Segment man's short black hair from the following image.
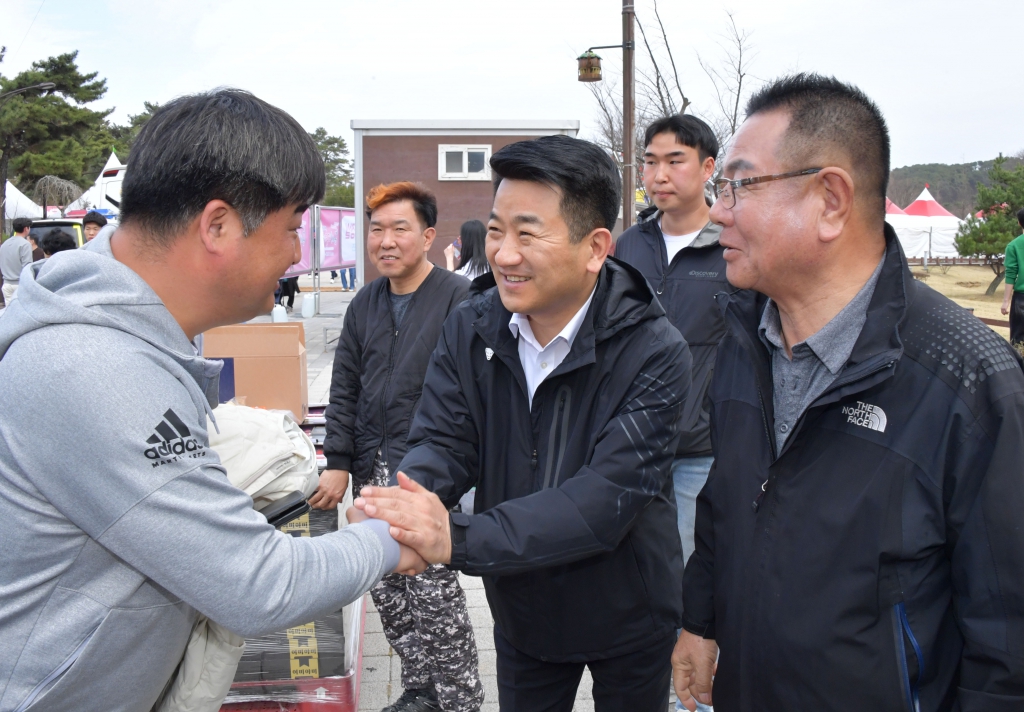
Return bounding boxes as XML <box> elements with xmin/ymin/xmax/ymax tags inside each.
<box><xmin>745</xmin><ymin>73</ymin><xmax>891</xmax><ymax>221</ymax></box>
<box><xmin>1017</xmin><ymin>207</ymin><xmax>1024</xmax><ymax>228</ymax></box>
<box><xmin>489</xmin><ymin>135</ymin><xmax>620</xmax><ymax>244</ymax></box>
<box><xmin>119</xmin><ymin>89</ymin><xmax>325</xmax><ymax>244</ymax></box>
<box><xmin>42</xmin><ymin>228</ymin><xmax>77</xmax><ymax>256</ymax></box>
<box><xmin>82</xmin><ymin>211</ymin><xmax>107</xmax><ymax>228</ymax></box>
<box><xmin>644</xmin><ymin>114</ymin><xmax>719</xmax><ymax>163</ymax></box>
<box><xmin>12</xmin><ymin>218</ymin><xmax>32</xmax><ymax>234</ymax></box>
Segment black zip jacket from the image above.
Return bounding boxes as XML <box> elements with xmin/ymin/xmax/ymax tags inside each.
<box><xmin>323</xmin><ymin>267</ymin><xmax>469</xmax><ymax>479</ymax></box>
<box><xmin>683</xmin><ymin>225</ymin><xmax>1024</xmax><ymax>711</ymax></box>
<box><xmin>398</xmin><ymin>258</ymin><xmax>691</xmax><ymax>661</ymax></box>
<box><xmin>615</xmin><ymin>206</ymin><xmax>756</xmax><ymax>457</ymax></box>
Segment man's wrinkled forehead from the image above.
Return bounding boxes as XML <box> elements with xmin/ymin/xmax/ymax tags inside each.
<box><xmin>722</xmin><ymin>111</ymin><xmax>790</xmax><ymax>177</ymax></box>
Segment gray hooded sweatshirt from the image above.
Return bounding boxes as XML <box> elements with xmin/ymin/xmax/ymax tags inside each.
<box><xmin>0</xmin><ymin>233</ymin><xmax>392</xmax><ymax>712</ymax></box>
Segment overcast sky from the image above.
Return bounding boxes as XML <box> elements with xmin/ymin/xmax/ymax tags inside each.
<box><xmin>4</xmin><ymin>0</ymin><xmax>1021</xmax><ymax>169</ymax></box>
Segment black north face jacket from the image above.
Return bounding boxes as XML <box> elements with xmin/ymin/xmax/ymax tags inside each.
<box><xmin>683</xmin><ymin>226</ymin><xmax>1024</xmax><ymax>711</ymax></box>
<box><xmin>615</xmin><ymin>206</ymin><xmax>757</xmax><ymax>457</ymax></box>
<box><xmin>323</xmin><ymin>267</ymin><xmax>469</xmax><ymax>480</ymax></box>
<box><xmin>399</xmin><ymin>258</ymin><xmax>691</xmax><ymax>661</ymax></box>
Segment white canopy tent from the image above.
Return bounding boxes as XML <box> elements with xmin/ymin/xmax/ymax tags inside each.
<box><xmin>885</xmin><ymin>187</ymin><xmax>963</xmax><ymax>258</ymax></box>
<box><xmin>68</xmin><ymin>151</ymin><xmax>123</xmax><ymax>212</ymax></box>
<box><xmin>4</xmin><ymin>181</ymin><xmax>44</xmax><ymax>221</ymax></box>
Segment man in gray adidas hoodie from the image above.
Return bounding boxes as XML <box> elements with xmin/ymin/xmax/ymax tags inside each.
<box><xmin>0</xmin><ymin>90</ymin><xmax>423</xmax><ymax>712</ymax></box>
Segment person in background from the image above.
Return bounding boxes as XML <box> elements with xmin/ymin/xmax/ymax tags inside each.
<box><xmin>330</xmin><ymin>269</ymin><xmax>338</xmax><ymax>283</ymax></box>
<box><xmin>1000</xmin><ymin>207</ymin><xmax>1024</xmax><ymax>345</ymax></box>
<box><xmin>28</xmin><ymin>232</ymin><xmax>44</xmax><ymax>262</ymax></box>
<box><xmin>319</xmin><ymin>182</ymin><xmax>481</xmax><ymax>712</ymax></box>
<box><xmin>83</xmin><ymin>211</ymin><xmax>108</xmax><ymax>241</ymax></box>
<box><xmin>42</xmin><ymin>228</ymin><xmax>78</xmax><ymax>257</ymax></box>
<box><xmin>277</xmin><ymin>274</ymin><xmax>299</xmax><ymax>310</ymax></box>
<box><xmin>340</xmin><ymin>264</ymin><xmax>357</xmax><ymax>291</ymax></box>
<box><xmin>0</xmin><ymin>217</ymin><xmax>34</xmax><ymax>303</ymax></box>
<box><xmin>444</xmin><ymin>220</ymin><xmax>490</xmax><ymax>280</ymax></box>
<box><xmin>615</xmin><ymin>120</ymin><xmax>755</xmax><ymax>683</ymax></box>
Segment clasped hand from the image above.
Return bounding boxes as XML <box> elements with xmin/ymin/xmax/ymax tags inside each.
<box><xmin>345</xmin><ymin>472</ymin><xmax>452</xmax><ymax>575</ymax></box>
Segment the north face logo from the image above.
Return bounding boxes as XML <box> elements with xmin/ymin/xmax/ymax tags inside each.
<box><xmin>841</xmin><ymin>401</ymin><xmax>887</xmax><ymax>432</ymax></box>
<box><xmin>144</xmin><ymin>409</ymin><xmax>205</xmax><ymax>466</ymax></box>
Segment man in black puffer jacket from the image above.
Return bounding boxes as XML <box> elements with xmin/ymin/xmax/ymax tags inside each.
<box><xmin>319</xmin><ymin>182</ymin><xmax>482</xmax><ymax>712</ymax></box>
<box><xmin>672</xmin><ymin>74</ymin><xmax>1024</xmax><ymax>712</ymax></box>
<box><xmin>354</xmin><ymin>136</ymin><xmax>692</xmax><ymax>711</ymax></box>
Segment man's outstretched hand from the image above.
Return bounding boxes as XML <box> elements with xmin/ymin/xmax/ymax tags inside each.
<box><xmin>672</xmin><ymin>630</ymin><xmax>717</xmax><ymax>711</ymax></box>
<box><xmin>345</xmin><ymin>505</ymin><xmax>428</xmax><ymax>576</ymax></box>
<box><xmin>354</xmin><ymin>472</ymin><xmax>452</xmax><ymax>565</ymax></box>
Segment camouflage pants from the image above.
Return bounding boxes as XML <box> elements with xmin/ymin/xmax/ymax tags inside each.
<box><xmin>362</xmin><ymin>453</ymin><xmax>484</xmax><ymax>712</ymax></box>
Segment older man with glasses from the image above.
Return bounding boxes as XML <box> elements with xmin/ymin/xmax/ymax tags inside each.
<box><xmin>672</xmin><ymin>74</ymin><xmax>1024</xmax><ymax>712</ymax></box>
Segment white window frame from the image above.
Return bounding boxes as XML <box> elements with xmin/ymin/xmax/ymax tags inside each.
<box><xmin>438</xmin><ymin>144</ymin><xmax>492</xmax><ymax>181</ymax></box>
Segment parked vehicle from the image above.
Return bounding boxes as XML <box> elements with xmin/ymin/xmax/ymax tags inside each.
<box><xmin>30</xmin><ymin>219</ymin><xmax>85</xmax><ymax>247</ymax></box>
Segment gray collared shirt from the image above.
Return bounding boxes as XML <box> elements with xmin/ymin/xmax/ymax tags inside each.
<box><xmin>759</xmin><ymin>257</ymin><xmax>884</xmax><ymax>452</ymax></box>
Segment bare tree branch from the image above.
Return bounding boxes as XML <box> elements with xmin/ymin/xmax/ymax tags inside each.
<box><xmin>635</xmin><ymin>15</ymin><xmax>672</xmax><ymax>115</ymax></box>
<box><xmin>652</xmin><ymin>0</ymin><xmax>690</xmax><ymax>113</ymax></box>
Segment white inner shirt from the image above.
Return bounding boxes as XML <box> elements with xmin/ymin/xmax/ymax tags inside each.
<box><xmin>509</xmin><ymin>286</ymin><xmax>597</xmax><ymax>408</ymax></box>
<box><xmin>659</xmin><ymin>217</ymin><xmax>701</xmax><ymax>263</ymax></box>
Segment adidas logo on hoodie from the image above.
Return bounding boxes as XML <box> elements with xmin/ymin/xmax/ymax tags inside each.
<box><xmin>144</xmin><ymin>409</ymin><xmax>205</xmax><ymax>467</ymax></box>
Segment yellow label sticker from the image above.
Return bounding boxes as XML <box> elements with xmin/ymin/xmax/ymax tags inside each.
<box><xmin>286</xmin><ymin>622</ymin><xmax>316</xmax><ymax>638</ymax></box>
<box><xmin>290</xmin><ymin>657</ymin><xmax>319</xmax><ymax>678</ymax></box>
<box><xmin>280</xmin><ymin>513</ymin><xmax>310</xmax><ymax>537</ymax></box>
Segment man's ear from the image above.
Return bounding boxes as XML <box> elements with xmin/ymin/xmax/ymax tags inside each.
<box><xmin>422</xmin><ymin>226</ymin><xmax>436</xmax><ymax>253</ymax></box>
<box><xmin>196</xmin><ymin>200</ymin><xmax>242</xmax><ymax>256</ymax></box>
<box><xmin>702</xmin><ymin>156</ymin><xmax>716</xmax><ymax>183</ymax></box>
<box><xmin>585</xmin><ymin>228</ymin><xmax>613</xmax><ymax>274</ymax></box>
<box><xmin>817</xmin><ymin>167</ymin><xmax>855</xmax><ymax>244</ymax></box>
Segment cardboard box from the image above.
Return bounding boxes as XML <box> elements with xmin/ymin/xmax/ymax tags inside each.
<box><xmin>203</xmin><ymin>323</ymin><xmax>308</xmax><ymax>422</ymax></box>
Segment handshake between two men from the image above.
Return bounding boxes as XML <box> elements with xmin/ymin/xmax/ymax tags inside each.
<box><xmin>345</xmin><ymin>472</ymin><xmax>450</xmax><ymax>577</ymax></box>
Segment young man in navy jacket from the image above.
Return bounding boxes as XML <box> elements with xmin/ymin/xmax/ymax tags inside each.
<box><xmin>615</xmin><ymin>116</ymin><xmax>755</xmax><ymax>600</ymax></box>
<box><xmin>355</xmin><ymin>136</ymin><xmax>692</xmax><ymax>711</ymax></box>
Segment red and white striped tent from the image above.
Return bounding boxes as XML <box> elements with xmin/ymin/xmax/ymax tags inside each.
<box><xmin>885</xmin><ymin>197</ymin><xmax>907</xmax><ymax>215</ymax></box>
<box><xmin>903</xmin><ymin>186</ymin><xmax>957</xmax><ymax>218</ymax></box>
<box><xmin>885</xmin><ymin>186</ymin><xmax>963</xmax><ymax>257</ymax></box>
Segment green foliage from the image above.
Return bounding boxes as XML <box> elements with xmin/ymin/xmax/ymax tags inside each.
<box><xmin>0</xmin><ymin>52</ymin><xmax>111</xmax><ymax>192</ymax></box>
<box><xmin>105</xmin><ymin>102</ymin><xmax>159</xmax><ymax>162</ymax></box>
<box><xmin>309</xmin><ymin>127</ymin><xmax>353</xmax><ymax>206</ymax></box>
<box><xmin>955</xmin><ymin>157</ymin><xmax>1024</xmax><ymax>294</ymax></box>
<box><xmin>324</xmin><ymin>184</ymin><xmax>355</xmax><ymax>208</ymax></box>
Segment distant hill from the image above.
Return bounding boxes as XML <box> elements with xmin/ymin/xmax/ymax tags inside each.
<box><xmin>889</xmin><ymin>154</ymin><xmax>1023</xmax><ymax>218</ymax></box>
<box><xmin>888</xmin><ymin>162</ymin><xmax>979</xmax><ymax>217</ymax></box>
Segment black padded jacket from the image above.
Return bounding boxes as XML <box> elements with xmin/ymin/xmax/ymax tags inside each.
<box><xmin>683</xmin><ymin>225</ymin><xmax>1024</xmax><ymax>711</ymax></box>
<box><xmin>323</xmin><ymin>267</ymin><xmax>469</xmax><ymax>481</ymax></box>
<box><xmin>398</xmin><ymin>258</ymin><xmax>692</xmax><ymax>661</ymax></box>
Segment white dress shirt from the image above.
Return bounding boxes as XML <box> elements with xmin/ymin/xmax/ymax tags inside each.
<box><xmin>509</xmin><ymin>286</ymin><xmax>597</xmax><ymax>408</ymax></box>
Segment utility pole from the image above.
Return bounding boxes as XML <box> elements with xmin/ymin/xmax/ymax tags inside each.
<box><xmin>622</xmin><ymin>0</ymin><xmax>636</xmax><ymax>230</ymax></box>
<box><xmin>577</xmin><ymin>7</ymin><xmax>636</xmax><ymax>230</ymax></box>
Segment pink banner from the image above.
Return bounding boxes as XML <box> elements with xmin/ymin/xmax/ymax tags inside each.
<box><xmin>317</xmin><ymin>207</ymin><xmax>356</xmax><ymax>270</ymax></box>
<box><xmin>284</xmin><ymin>208</ymin><xmax>313</xmax><ymax>277</ymax></box>
<box><xmin>318</xmin><ymin>207</ymin><xmax>356</xmax><ymax>270</ymax></box>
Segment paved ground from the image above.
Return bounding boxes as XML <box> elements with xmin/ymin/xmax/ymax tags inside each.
<box><xmin>276</xmin><ymin>279</ymin><xmax>677</xmax><ymax>712</ymax></box>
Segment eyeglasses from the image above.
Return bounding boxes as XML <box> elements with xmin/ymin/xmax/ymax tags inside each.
<box><xmin>713</xmin><ymin>168</ymin><xmax>823</xmax><ymax>209</ymax></box>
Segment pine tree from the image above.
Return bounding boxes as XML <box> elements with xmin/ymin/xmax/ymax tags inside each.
<box><xmin>955</xmin><ymin>156</ymin><xmax>1024</xmax><ymax>295</ymax></box>
<box><xmin>0</xmin><ymin>51</ymin><xmax>109</xmax><ymax>221</ymax></box>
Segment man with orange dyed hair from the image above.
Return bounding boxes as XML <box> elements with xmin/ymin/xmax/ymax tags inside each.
<box><xmin>319</xmin><ymin>182</ymin><xmax>482</xmax><ymax>712</ymax></box>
